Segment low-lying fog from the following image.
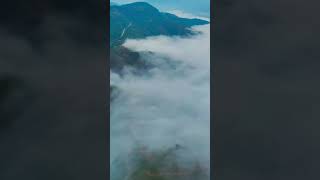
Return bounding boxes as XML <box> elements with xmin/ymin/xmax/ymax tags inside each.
<box><xmin>110</xmin><ymin>24</ymin><xmax>210</xmax><ymax>180</ymax></box>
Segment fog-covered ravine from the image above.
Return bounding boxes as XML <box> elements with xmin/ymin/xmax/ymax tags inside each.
<box><xmin>110</xmin><ymin>24</ymin><xmax>210</xmax><ymax>180</ymax></box>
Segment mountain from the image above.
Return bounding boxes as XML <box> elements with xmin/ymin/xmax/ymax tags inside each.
<box><xmin>110</xmin><ymin>46</ymin><xmax>149</xmax><ymax>73</ymax></box>
<box><xmin>109</xmin><ymin>0</ymin><xmax>210</xmax><ymax>17</ymax></box>
<box><xmin>110</xmin><ymin>2</ymin><xmax>208</xmax><ymax>47</ymax></box>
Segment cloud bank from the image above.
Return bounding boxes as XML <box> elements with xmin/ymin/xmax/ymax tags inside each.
<box><xmin>167</xmin><ymin>10</ymin><xmax>210</xmax><ymax>21</ymax></box>
<box><xmin>111</xmin><ymin>24</ymin><xmax>210</xmax><ymax>179</ymax></box>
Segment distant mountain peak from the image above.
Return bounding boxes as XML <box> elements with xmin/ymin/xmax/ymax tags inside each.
<box><xmin>120</xmin><ymin>2</ymin><xmax>159</xmax><ymax>13</ymax></box>
<box><xmin>110</xmin><ymin>2</ymin><xmax>209</xmax><ymax>47</ymax></box>
<box><xmin>124</xmin><ymin>1</ymin><xmax>153</xmax><ymax>6</ymax></box>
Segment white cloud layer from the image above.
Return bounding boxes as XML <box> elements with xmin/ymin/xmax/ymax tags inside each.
<box><xmin>166</xmin><ymin>10</ymin><xmax>210</xmax><ymax>21</ymax></box>
<box><xmin>111</xmin><ymin>24</ymin><xmax>210</xmax><ymax>179</ymax></box>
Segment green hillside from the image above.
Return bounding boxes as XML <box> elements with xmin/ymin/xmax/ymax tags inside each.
<box><xmin>110</xmin><ymin>2</ymin><xmax>208</xmax><ymax>47</ymax></box>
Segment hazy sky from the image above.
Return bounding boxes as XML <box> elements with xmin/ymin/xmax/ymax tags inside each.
<box><xmin>110</xmin><ymin>0</ymin><xmax>210</xmax><ymax>17</ymax></box>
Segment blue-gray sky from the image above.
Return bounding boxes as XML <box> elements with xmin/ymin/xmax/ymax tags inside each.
<box><xmin>110</xmin><ymin>0</ymin><xmax>210</xmax><ymax>17</ymax></box>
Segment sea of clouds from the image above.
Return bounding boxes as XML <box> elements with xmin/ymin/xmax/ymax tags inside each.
<box><xmin>110</xmin><ymin>24</ymin><xmax>210</xmax><ymax>179</ymax></box>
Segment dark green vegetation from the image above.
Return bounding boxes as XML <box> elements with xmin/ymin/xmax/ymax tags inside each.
<box><xmin>111</xmin><ymin>145</ymin><xmax>209</xmax><ymax>180</ymax></box>
<box><xmin>110</xmin><ymin>2</ymin><xmax>208</xmax><ymax>47</ymax></box>
<box><xmin>110</xmin><ymin>46</ymin><xmax>150</xmax><ymax>73</ymax></box>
